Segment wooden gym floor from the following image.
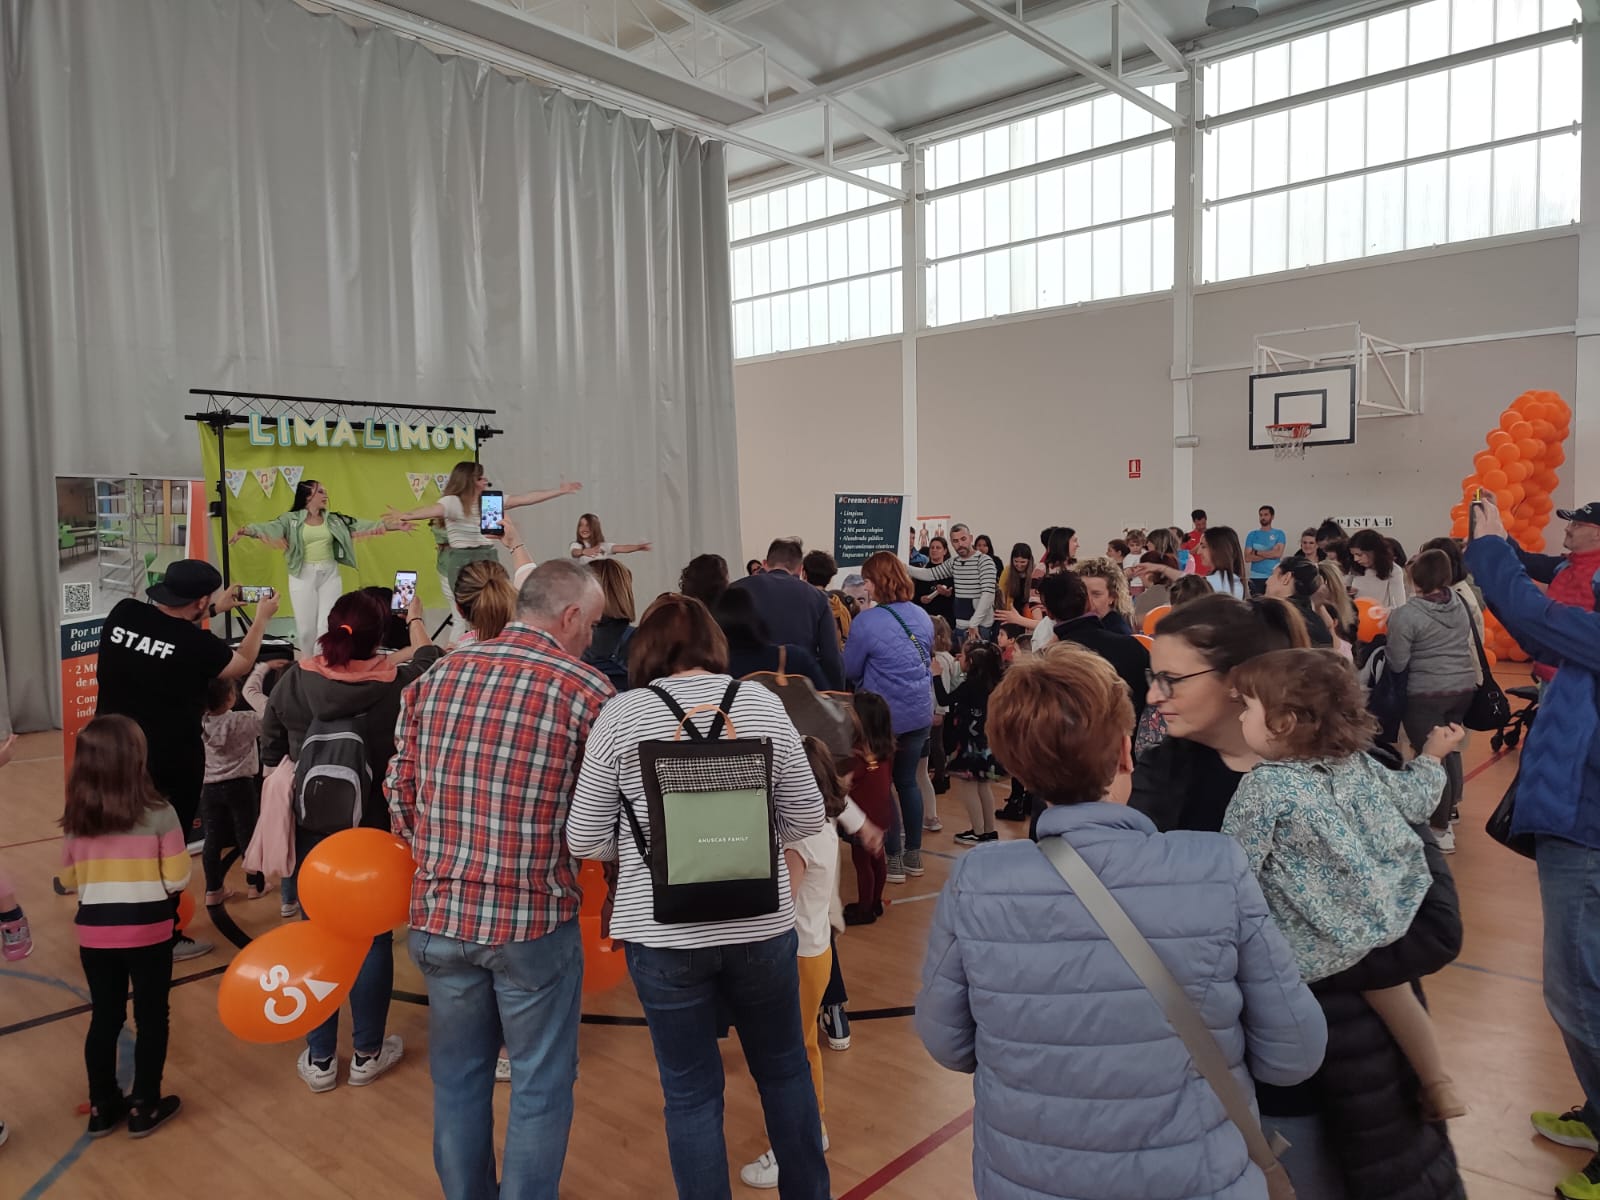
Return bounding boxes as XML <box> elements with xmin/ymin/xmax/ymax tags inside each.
<box><xmin>0</xmin><ymin>681</ymin><xmax>1584</xmax><ymax>1199</ymax></box>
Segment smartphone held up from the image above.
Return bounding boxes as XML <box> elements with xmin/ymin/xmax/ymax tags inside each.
<box><xmin>238</xmin><ymin>586</ymin><xmax>275</xmax><ymax>603</ymax></box>
<box><xmin>392</xmin><ymin>570</ymin><xmax>418</xmax><ymax>613</ymax></box>
<box><xmin>479</xmin><ymin>490</ymin><xmax>505</xmax><ymax>537</ymax></box>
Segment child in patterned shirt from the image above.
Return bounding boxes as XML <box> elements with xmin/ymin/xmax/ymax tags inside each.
<box><xmin>1222</xmin><ymin>648</ymin><xmax>1467</xmax><ymax>1121</ymax></box>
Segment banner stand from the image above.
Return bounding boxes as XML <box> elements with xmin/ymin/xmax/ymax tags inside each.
<box><xmin>185</xmin><ymin>388</ymin><xmax>502</xmax><ymax>642</ymax></box>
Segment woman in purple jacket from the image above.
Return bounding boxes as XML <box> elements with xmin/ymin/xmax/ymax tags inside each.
<box><xmin>844</xmin><ymin>552</ymin><xmax>935</xmax><ymax>882</ymax></box>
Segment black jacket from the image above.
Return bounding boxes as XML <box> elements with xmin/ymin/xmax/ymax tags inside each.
<box><xmin>1132</xmin><ymin>737</ymin><xmax>1465</xmax><ymax>1200</ymax></box>
<box><xmin>729</xmin><ymin>570</ymin><xmax>845</xmax><ymax>689</ymax></box>
<box><xmin>1288</xmin><ymin>594</ymin><xmax>1334</xmax><ymax>646</ymax></box>
<box><xmin>1052</xmin><ymin>616</ymin><xmax>1149</xmax><ymax>725</ymax></box>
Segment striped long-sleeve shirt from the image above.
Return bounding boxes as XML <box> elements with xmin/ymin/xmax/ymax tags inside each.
<box><xmin>60</xmin><ymin>803</ymin><xmax>190</xmax><ymax>948</ymax></box>
<box><xmin>909</xmin><ymin>550</ymin><xmax>998</xmax><ymax>631</ymax></box>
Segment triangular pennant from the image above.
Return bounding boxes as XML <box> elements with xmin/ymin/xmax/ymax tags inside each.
<box><xmin>279</xmin><ymin>465</ymin><xmax>304</xmax><ymax>491</ymax></box>
<box><xmin>254</xmin><ymin>469</ymin><xmax>277</xmax><ymax>498</ymax></box>
<box><xmin>433</xmin><ymin>473</ymin><xmax>450</xmax><ymax>494</ymax></box>
<box><xmin>225</xmin><ymin>469</ymin><xmax>247</xmax><ymax>498</ymax></box>
<box><xmin>407</xmin><ymin>472</ymin><xmax>428</xmax><ymax>501</ymax></box>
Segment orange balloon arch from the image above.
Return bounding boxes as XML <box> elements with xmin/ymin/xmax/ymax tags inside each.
<box><xmin>1449</xmin><ymin>389</ymin><xmax>1572</xmax><ymax>662</ymax></box>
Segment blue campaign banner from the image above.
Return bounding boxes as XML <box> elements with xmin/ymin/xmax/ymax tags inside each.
<box><xmin>834</xmin><ymin>493</ymin><xmax>904</xmax><ymax>568</ymax></box>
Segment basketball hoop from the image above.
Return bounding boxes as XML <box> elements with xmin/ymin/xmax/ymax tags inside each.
<box><xmin>1267</xmin><ymin>422</ymin><xmax>1312</xmax><ymax>460</ymax></box>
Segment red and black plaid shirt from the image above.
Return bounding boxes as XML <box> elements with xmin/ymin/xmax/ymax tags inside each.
<box><xmin>386</xmin><ymin>624</ymin><xmax>614</xmax><ymax>945</ymax></box>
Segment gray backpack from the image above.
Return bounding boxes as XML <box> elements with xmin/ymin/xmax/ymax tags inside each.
<box><xmin>293</xmin><ymin>715</ymin><xmax>371</xmax><ymax>834</ymax></box>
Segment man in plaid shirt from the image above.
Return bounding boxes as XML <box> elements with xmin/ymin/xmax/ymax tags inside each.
<box><xmin>386</xmin><ymin>559</ymin><xmax>611</xmax><ymax>1200</ymax></box>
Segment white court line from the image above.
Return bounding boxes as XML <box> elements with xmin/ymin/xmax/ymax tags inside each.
<box><xmin>888</xmin><ymin>892</ymin><xmax>943</xmax><ymax>905</ymax></box>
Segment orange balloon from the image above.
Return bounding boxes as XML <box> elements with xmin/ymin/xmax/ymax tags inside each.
<box><xmin>1505</xmin><ymin>483</ymin><xmax>1526</xmax><ymax>506</ymax></box>
<box><xmin>177</xmin><ymin>889</ymin><xmax>196</xmax><ymax>933</ymax></box>
<box><xmin>1549</xmin><ymin>445</ymin><xmax>1567</xmax><ymax>467</ymax></box>
<box><xmin>1354</xmin><ymin>597</ymin><xmax>1387</xmax><ymax>642</ymax></box>
<box><xmin>1487</xmin><ymin>430</ymin><xmax>1513</xmax><ymax>448</ymax></box>
<box><xmin>578</xmin><ymin>860</ymin><xmax>609</xmax><ymax>917</ymax></box>
<box><xmin>1474</xmin><ymin>453</ymin><xmax>1498</xmax><ymax>476</ymax></box>
<box><xmin>1133</xmin><ymin>633</ymin><xmax>1154</xmax><ymax>650</ymax></box>
<box><xmin>1450</xmin><ymin>518</ymin><xmax>1468</xmax><ymax>539</ymax></box>
<box><xmin>298</xmin><ymin>828</ymin><xmax>415</xmax><ymax>943</ymax></box>
<box><xmin>217</xmin><ymin>921</ymin><xmax>367</xmax><ymax>1043</ymax></box>
<box><xmin>1500</xmin><ymin>409</ymin><xmax>1522</xmax><ymax>432</ymax></box>
<box><xmin>1509</xmin><ymin>420</ymin><xmax>1533</xmax><ymax>442</ymax></box>
<box><xmin>1495</xmin><ymin>442</ymin><xmax>1521</xmax><ymax>465</ymax></box>
<box><xmin>1141</xmin><ymin>605</ymin><xmax>1171</xmax><ymax>635</ymax></box>
<box><xmin>1484</xmin><ymin>647</ymin><xmax>1498</xmax><ymax>667</ymax></box>
<box><xmin>1526</xmin><ymin>534</ymin><xmax>1547</xmax><ymax>552</ymax></box>
<box><xmin>1506</xmin><ymin>461</ymin><xmax>1531</xmax><ymax>483</ymax></box>
<box><xmin>1518</xmin><ymin>438</ymin><xmax>1542</xmax><ymax>461</ymax></box>
<box><xmin>1533</xmin><ymin>420</ymin><xmax>1557</xmax><ymax>442</ymax></box>
<box><xmin>1482</xmin><ymin>469</ymin><xmax>1509</xmax><ymax>492</ymax></box>
<box><xmin>581</xmin><ymin>915</ymin><xmax>628</xmax><ymax>995</ymax></box>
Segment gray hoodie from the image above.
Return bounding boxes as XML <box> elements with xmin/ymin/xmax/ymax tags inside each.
<box><xmin>1385</xmin><ymin>593</ymin><xmax>1479</xmax><ymax>697</ymax></box>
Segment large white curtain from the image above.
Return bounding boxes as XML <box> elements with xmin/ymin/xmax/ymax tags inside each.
<box><xmin>0</xmin><ymin>0</ymin><xmax>739</xmax><ymax>731</ymax></box>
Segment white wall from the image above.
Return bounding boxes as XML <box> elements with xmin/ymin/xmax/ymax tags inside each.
<box><xmin>734</xmin><ymin>339</ymin><xmax>902</xmax><ymax>567</ymax></box>
<box><xmin>734</xmin><ymin>233</ymin><xmax>1580</xmax><ymax>566</ymax></box>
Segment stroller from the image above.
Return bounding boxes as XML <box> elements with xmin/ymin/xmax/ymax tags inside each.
<box><xmin>1491</xmin><ymin>677</ymin><xmax>1540</xmax><ymax>752</ymax></box>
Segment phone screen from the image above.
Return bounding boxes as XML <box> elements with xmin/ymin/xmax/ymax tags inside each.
<box><xmin>239</xmin><ymin>586</ymin><xmax>273</xmax><ymax>603</ymax></box>
<box><xmin>392</xmin><ymin>571</ymin><xmax>418</xmax><ymax>613</ymax></box>
<box><xmin>479</xmin><ymin>490</ymin><xmax>505</xmax><ymax>537</ymax></box>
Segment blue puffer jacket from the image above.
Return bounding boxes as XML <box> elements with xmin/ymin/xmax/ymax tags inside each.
<box><xmin>1465</xmin><ymin>535</ymin><xmax>1600</xmax><ymax>849</ymax></box>
<box><xmin>917</xmin><ymin>803</ymin><xmax>1327</xmax><ymax>1200</ymax></box>
<box><xmin>842</xmin><ymin>602</ymin><xmax>935</xmax><ymax>735</ymax></box>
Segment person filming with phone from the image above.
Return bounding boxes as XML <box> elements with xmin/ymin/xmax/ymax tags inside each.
<box><xmin>93</xmin><ymin>560</ymin><xmax>279</xmax><ymax>961</ymax></box>
<box><xmin>1466</xmin><ymin>494</ymin><xmax>1600</xmax><ymax>1200</ymax></box>
<box><xmin>231</xmin><ymin>480</ymin><xmax>411</xmax><ymax>657</ymax></box>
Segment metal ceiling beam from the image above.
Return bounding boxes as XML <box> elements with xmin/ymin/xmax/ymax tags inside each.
<box><xmin>647</xmin><ymin>0</ymin><xmax>908</xmax><ymax>156</ymax></box>
<box><xmin>310</xmin><ymin>0</ymin><xmax>906</xmax><ymax>198</ymax></box>
<box><xmin>1112</xmin><ymin>0</ymin><xmax>1187</xmax><ymax>74</ymax></box>
<box><xmin>740</xmin><ymin>0</ymin><xmax>1110</xmax><ymax>128</ymax></box>
<box><xmin>946</xmin><ymin>0</ymin><xmax>1183</xmax><ymax>126</ymax></box>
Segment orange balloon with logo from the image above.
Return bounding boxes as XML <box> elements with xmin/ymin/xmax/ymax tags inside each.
<box><xmin>1354</xmin><ymin>597</ymin><xmax>1387</xmax><ymax>643</ymax></box>
<box><xmin>176</xmin><ymin>889</ymin><xmax>196</xmax><ymax>933</ymax></box>
<box><xmin>581</xmin><ymin>914</ymin><xmax>628</xmax><ymax>994</ymax></box>
<box><xmin>217</xmin><ymin>922</ymin><xmax>367</xmax><ymax>1043</ymax></box>
<box><xmin>298</xmin><ymin>828</ymin><xmax>415</xmax><ymax>943</ymax></box>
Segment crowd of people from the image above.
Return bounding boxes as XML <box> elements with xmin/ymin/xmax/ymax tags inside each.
<box><xmin>13</xmin><ymin>471</ymin><xmax>1600</xmax><ymax>1200</ymax></box>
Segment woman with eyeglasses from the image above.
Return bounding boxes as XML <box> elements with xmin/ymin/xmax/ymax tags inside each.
<box><xmin>1131</xmin><ymin>594</ymin><xmax>1466</xmax><ymax>1200</ymax></box>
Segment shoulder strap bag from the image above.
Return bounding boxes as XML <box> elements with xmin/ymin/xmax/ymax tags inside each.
<box><xmin>1037</xmin><ymin>836</ymin><xmax>1297</xmax><ymax>1200</ymax></box>
<box><xmin>883</xmin><ymin>603</ymin><xmax>930</xmax><ymax>668</ymax></box>
<box><xmin>1460</xmin><ymin>596</ymin><xmax>1511</xmax><ymax>732</ymax></box>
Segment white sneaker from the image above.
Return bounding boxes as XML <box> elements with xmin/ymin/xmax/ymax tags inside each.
<box><xmin>296</xmin><ymin>1049</ymin><xmax>338</xmax><ymax>1094</ymax></box>
<box><xmin>738</xmin><ymin>1134</ymin><xmax>829</xmax><ymax>1189</ymax></box>
<box><xmin>280</xmin><ymin>901</ymin><xmax>300</xmax><ymax>919</ymax></box>
<box><xmin>495</xmin><ymin>1056</ymin><xmax>511</xmax><ymax>1083</ymax></box>
<box><xmin>1434</xmin><ymin>825</ymin><xmax>1457</xmax><ymax>854</ymax></box>
<box><xmin>347</xmin><ymin>1035</ymin><xmax>404</xmax><ymax>1087</ymax></box>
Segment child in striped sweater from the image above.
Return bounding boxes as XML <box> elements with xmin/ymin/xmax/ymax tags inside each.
<box><xmin>59</xmin><ymin>716</ymin><xmax>191</xmax><ymax>1140</ymax></box>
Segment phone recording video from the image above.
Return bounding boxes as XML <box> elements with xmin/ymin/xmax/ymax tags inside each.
<box><xmin>238</xmin><ymin>586</ymin><xmax>274</xmax><ymax>603</ymax></box>
<box><xmin>392</xmin><ymin>570</ymin><xmax>418</xmax><ymax>613</ymax></box>
<box><xmin>479</xmin><ymin>490</ymin><xmax>505</xmax><ymax>537</ymax></box>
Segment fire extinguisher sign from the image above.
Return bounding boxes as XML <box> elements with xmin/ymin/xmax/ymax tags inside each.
<box><xmin>1128</xmin><ymin>458</ymin><xmax>1142</xmax><ymax>479</ymax></box>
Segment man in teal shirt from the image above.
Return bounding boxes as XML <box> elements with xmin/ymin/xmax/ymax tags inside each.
<box><xmin>1244</xmin><ymin>505</ymin><xmax>1286</xmax><ymax>596</ymax></box>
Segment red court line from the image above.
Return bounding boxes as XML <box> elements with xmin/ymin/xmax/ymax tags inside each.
<box><xmin>0</xmin><ymin>835</ymin><xmax>63</xmax><ymax>851</ymax></box>
<box><xmin>838</xmin><ymin>1107</ymin><xmax>974</xmax><ymax>1200</ymax></box>
<box><xmin>1462</xmin><ymin>748</ymin><xmax>1512</xmax><ymax>786</ymax></box>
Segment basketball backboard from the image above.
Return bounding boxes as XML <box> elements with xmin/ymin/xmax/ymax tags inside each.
<box><xmin>1248</xmin><ymin>365</ymin><xmax>1357</xmax><ymax>450</ymax></box>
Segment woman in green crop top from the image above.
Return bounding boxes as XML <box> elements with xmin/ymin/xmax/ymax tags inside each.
<box><xmin>231</xmin><ymin>480</ymin><xmax>408</xmax><ymax>656</ymax></box>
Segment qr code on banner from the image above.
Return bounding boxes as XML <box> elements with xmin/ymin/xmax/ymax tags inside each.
<box><xmin>63</xmin><ymin>583</ymin><xmax>93</xmax><ymax>617</ymax></box>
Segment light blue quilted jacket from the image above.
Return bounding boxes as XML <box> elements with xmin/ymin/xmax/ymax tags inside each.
<box><xmin>916</xmin><ymin>803</ymin><xmax>1327</xmax><ymax>1200</ymax></box>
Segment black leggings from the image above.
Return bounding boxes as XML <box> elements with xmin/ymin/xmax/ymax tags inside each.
<box><xmin>201</xmin><ymin>777</ymin><xmax>264</xmax><ymax>893</ymax></box>
<box><xmin>81</xmin><ymin>941</ymin><xmax>174</xmax><ymax>1108</ymax></box>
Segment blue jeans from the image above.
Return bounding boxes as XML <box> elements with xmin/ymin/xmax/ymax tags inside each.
<box><xmin>1265</xmin><ymin>1113</ymin><xmax>1347</xmax><ymax>1199</ymax></box>
<box><xmin>625</xmin><ymin>929</ymin><xmax>828</xmax><ymax>1200</ymax></box>
<box><xmin>409</xmin><ymin>921</ymin><xmax>583</xmax><ymax>1200</ymax></box>
<box><xmin>303</xmin><ymin>930</ymin><xmax>393</xmax><ymax>1062</ymax></box>
<box><xmin>884</xmin><ymin>727</ymin><xmax>930</xmax><ymax>857</ymax></box>
<box><xmin>1537</xmin><ymin>836</ymin><xmax>1600</xmax><ymax>1128</ymax></box>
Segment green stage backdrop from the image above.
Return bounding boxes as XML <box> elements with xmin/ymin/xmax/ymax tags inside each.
<box><xmin>200</xmin><ymin>426</ymin><xmax>471</xmax><ymax>613</ymax></box>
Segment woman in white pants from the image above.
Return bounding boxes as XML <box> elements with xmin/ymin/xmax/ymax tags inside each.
<box><xmin>231</xmin><ymin>480</ymin><xmax>405</xmax><ymax>656</ymax></box>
